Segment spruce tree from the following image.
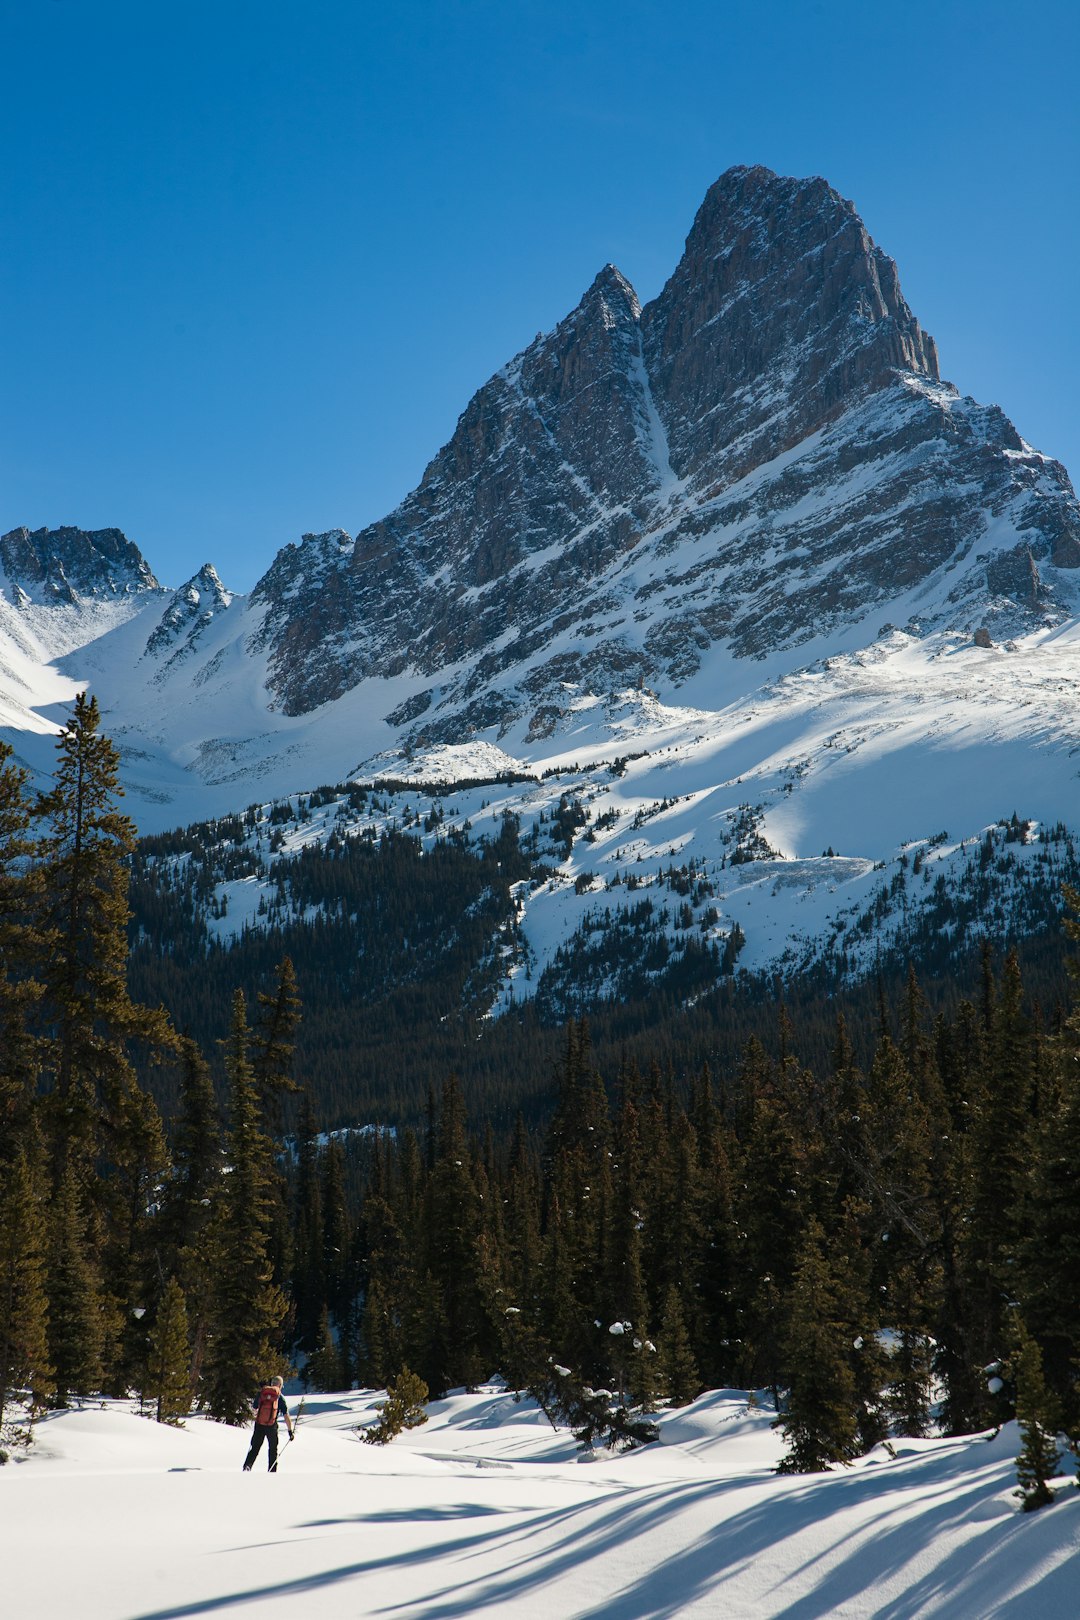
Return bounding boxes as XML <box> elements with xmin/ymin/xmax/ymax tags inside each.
<box><xmin>46</xmin><ymin>1163</ymin><xmax>105</xmax><ymax>1405</ymax></box>
<box><xmin>658</xmin><ymin>1285</ymin><xmax>701</xmax><ymax>1407</ymax></box>
<box><xmin>35</xmin><ymin>693</ymin><xmax>174</xmax><ymax>1173</ymax></box>
<box><xmin>1013</xmin><ymin>1320</ymin><xmax>1063</xmax><ymax>1511</ymax></box>
<box><xmin>290</xmin><ymin>1088</ymin><xmax>324</xmax><ymax>1354</ymax></box>
<box><xmin>146</xmin><ymin>1277</ymin><xmax>193</xmax><ymax>1425</ymax></box>
<box><xmin>775</xmin><ymin>1219</ymin><xmax>861</xmax><ymax>1473</ymax></box>
<box><xmin>306</xmin><ymin>1304</ymin><xmax>344</xmax><ymax>1392</ymax></box>
<box><xmin>251</xmin><ymin>957</ymin><xmax>302</xmax><ymax>1288</ymax></box>
<box><xmin>200</xmin><ymin>991</ymin><xmax>287</xmax><ymax>1422</ymax></box>
<box><xmin>0</xmin><ymin>741</ymin><xmax>40</xmax><ymax>1159</ymax></box>
<box><xmin>0</xmin><ymin>1146</ymin><xmax>54</xmax><ymax>1424</ymax></box>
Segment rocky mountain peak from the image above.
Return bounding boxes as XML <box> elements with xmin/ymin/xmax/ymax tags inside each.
<box><xmin>640</xmin><ymin>165</ymin><xmax>939</xmax><ymax>490</ymax></box>
<box><xmin>0</xmin><ymin>524</ymin><xmax>158</xmax><ymax>604</ymax></box>
<box><xmin>245</xmin><ymin>168</ymin><xmax>1079</xmax><ymax>732</ymax></box>
<box><xmin>143</xmin><ymin>560</ymin><xmax>233</xmax><ymax>664</ymax></box>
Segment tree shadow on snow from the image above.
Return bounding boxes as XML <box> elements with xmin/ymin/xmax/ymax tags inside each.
<box><xmin>124</xmin><ymin>1437</ymin><xmax>1080</xmax><ymax>1620</ymax></box>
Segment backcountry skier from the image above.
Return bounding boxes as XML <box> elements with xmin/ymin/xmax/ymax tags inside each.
<box><xmin>242</xmin><ymin>1375</ymin><xmax>295</xmax><ymax>1472</ymax></box>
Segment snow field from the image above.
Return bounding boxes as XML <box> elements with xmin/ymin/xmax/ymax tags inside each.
<box><xmin>4</xmin><ymin>1386</ymin><xmax>1079</xmax><ymax>1619</ymax></box>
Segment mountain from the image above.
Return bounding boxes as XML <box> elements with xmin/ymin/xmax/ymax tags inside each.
<box><xmin>6</xmin><ymin>165</ymin><xmax>1080</xmax><ymax>1016</ymax></box>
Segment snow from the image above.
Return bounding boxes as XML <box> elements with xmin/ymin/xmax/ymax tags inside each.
<box><xmin>4</xmin><ymin>1387</ymin><xmax>1077</xmax><ymax>1618</ymax></box>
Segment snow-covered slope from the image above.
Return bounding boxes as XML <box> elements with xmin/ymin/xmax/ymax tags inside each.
<box><xmin>5</xmin><ymin>167</ymin><xmax>1080</xmax><ymax>995</ymax></box>
<box><xmin>3</xmin><ymin>1386</ymin><xmax>1077</xmax><ymax>1619</ymax></box>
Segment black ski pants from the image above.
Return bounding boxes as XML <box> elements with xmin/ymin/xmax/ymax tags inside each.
<box><xmin>243</xmin><ymin>1422</ymin><xmax>280</xmax><ymax>1471</ymax></box>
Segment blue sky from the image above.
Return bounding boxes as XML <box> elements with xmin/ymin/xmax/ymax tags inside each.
<box><xmin>4</xmin><ymin>0</ymin><xmax>1078</xmax><ymax>591</ymax></box>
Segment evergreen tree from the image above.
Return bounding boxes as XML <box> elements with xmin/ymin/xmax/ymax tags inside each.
<box><xmin>0</xmin><ymin>741</ymin><xmax>40</xmax><ymax>1159</ymax></box>
<box><xmin>421</xmin><ymin>1076</ymin><xmax>488</xmax><ymax>1391</ymax></box>
<box><xmin>306</xmin><ymin>1304</ymin><xmax>344</xmax><ymax>1392</ymax></box>
<box><xmin>735</xmin><ymin>1092</ymin><xmax>808</xmax><ymax>1393</ymax></box>
<box><xmin>46</xmin><ymin>1163</ymin><xmax>105</xmax><ymax>1405</ymax></box>
<box><xmin>35</xmin><ymin>693</ymin><xmax>174</xmax><ymax>1175</ymax></box>
<box><xmin>363</xmin><ymin>1366</ymin><xmax>429</xmax><ymax>1444</ymax></box>
<box><xmin>146</xmin><ymin>1277</ymin><xmax>193</xmax><ymax>1425</ymax></box>
<box><xmin>967</xmin><ymin>952</ymin><xmax>1037</xmax><ymax>1395</ymax></box>
<box><xmin>1013</xmin><ymin>1320</ymin><xmax>1063</xmax><ymax>1512</ymax></box>
<box><xmin>290</xmin><ymin>1088</ymin><xmax>324</xmax><ymax>1354</ymax></box>
<box><xmin>775</xmin><ymin>1219</ymin><xmax>861</xmax><ymax>1473</ymax></box>
<box><xmin>658</xmin><ymin>1284</ymin><xmax>701</xmax><ymax>1407</ymax></box>
<box><xmin>320</xmin><ymin>1137</ymin><xmax>351</xmax><ymax>1326</ymax></box>
<box><xmin>0</xmin><ymin>1145</ymin><xmax>54</xmax><ymax>1423</ymax></box>
<box><xmin>200</xmin><ymin>991</ymin><xmax>287</xmax><ymax>1421</ymax></box>
<box><xmin>251</xmin><ymin>957</ymin><xmax>302</xmax><ymax>1289</ymax></box>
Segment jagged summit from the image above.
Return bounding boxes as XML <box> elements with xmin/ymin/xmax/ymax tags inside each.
<box><xmin>0</xmin><ymin>524</ymin><xmax>158</xmax><ymax>604</ymax></box>
<box><xmin>143</xmin><ymin>561</ymin><xmax>233</xmax><ymax>666</ymax></box>
<box><xmin>639</xmin><ymin>165</ymin><xmax>940</xmax><ymax>491</ymax></box>
<box><xmin>244</xmin><ymin>167</ymin><xmax>1077</xmax><ymax>726</ymax></box>
<box><xmin>581</xmin><ymin>262</ymin><xmax>642</xmax><ymax>323</ymax></box>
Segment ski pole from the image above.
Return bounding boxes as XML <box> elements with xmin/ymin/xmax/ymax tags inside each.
<box><xmin>273</xmin><ymin>1397</ymin><xmax>305</xmax><ymax>1470</ymax></box>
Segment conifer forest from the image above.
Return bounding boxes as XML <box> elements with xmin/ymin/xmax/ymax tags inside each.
<box><xmin>3</xmin><ymin>700</ymin><xmax>1079</xmax><ymax>1491</ymax></box>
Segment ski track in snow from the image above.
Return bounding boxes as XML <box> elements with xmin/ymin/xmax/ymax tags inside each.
<box><xmin>3</xmin><ymin>1387</ymin><xmax>1077</xmax><ymax>1619</ymax></box>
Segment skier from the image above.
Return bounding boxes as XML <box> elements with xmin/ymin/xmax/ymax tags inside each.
<box><xmin>242</xmin><ymin>1375</ymin><xmax>295</xmax><ymax>1472</ymax></box>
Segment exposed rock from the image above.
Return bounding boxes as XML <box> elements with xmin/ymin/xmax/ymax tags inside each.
<box><xmin>210</xmin><ymin>169</ymin><xmax>1080</xmax><ymax>740</ymax></box>
<box><xmin>144</xmin><ymin>563</ymin><xmax>233</xmax><ymax>668</ymax></box>
<box><xmin>974</xmin><ymin>627</ymin><xmax>994</xmax><ymax>648</ymax></box>
<box><xmin>0</xmin><ymin>525</ymin><xmax>158</xmax><ymax>603</ymax></box>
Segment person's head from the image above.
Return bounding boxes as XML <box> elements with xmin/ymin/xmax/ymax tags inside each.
<box><xmin>271</xmin><ymin>1376</ymin><xmax>283</xmax><ymax>1390</ymax></box>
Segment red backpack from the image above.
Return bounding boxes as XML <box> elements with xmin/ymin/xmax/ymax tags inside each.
<box><xmin>256</xmin><ymin>1384</ymin><xmax>279</xmax><ymax>1426</ymax></box>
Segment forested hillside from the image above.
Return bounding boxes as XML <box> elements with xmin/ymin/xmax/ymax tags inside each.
<box><xmin>1</xmin><ymin>703</ymin><xmax>1078</xmax><ymax>1504</ymax></box>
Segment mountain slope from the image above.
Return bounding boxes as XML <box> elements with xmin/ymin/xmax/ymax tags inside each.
<box><xmin>4</xmin><ymin>166</ymin><xmax>1080</xmax><ymax>1003</ymax></box>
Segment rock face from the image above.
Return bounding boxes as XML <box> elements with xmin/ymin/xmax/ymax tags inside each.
<box><xmin>249</xmin><ymin>166</ymin><xmax>1080</xmax><ymax>742</ymax></box>
<box><xmin>144</xmin><ymin>563</ymin><xmax>233</xmax><ymax>668</ymax></box>
<box><xmin>0</xmin><ymin>525</ymin><xmax>158</xmax><ymax>604</ymax></box>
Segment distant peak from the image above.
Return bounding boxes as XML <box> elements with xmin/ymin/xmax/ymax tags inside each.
<box><xmin>580</xmin><ymin>262</ymin><xmax>641</xmax><ymax>323</ymax></box>
<box><xmin>0</xmin><ymin>523</ymin><xmax>159</xmax><ymax>599</ymax></box>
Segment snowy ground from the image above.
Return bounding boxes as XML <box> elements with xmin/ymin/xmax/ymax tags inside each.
<box><xmin>4</xmin><ymin>1385</ymin><xmax>1078</xmax><ymax>1619</ymax></box>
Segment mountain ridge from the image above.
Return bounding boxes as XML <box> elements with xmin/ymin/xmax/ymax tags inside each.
<box><xmin>4</xmin><ymin>164</ymin><xmax>1080</xmax><ymax>1006</ymax></box>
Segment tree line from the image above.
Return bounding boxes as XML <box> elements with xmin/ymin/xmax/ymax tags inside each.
<box><xmin>1</xmin><ymin>697</ymin><xmax>1078</xmax><ymax>1498</ymax></box>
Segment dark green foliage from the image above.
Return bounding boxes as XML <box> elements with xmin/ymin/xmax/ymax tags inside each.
<box><xmin>10</xmin><ymin>701</ymin><xmax>1080</xmax><ymax>1471</ymax></box>
<box><xmin>0</xmin><ymin>741</ymin><xmax>41</xmax><ymax>1150</ymax></box>
<box><xmin>659</xmin><ymin>1285</ymin><xmax>702</xmax><ymax>1407</ymax></box>
<box><xmin>305</xmin><ymin>1305</ymin><xmax>344</xmax><ymax>1393</ymax></box>
<box><xmin>1013</xmin><ymin>1320</ymin><xmax>1063</xmax><ymax>1511</ymax></box>
<box><xmin>362</xmin><ymin>1366</ymin><xmax>429</xmax><ymax>1444</ymax></box>
<box><xmin>774</xmin><ymin>1219</ymin><xmax>861</xmax><ymax>1473</ymax></box>
<box><xmin>0</xmin><ymin>1146</ymin><xmax>54</xmax><ymax>1423</ymax></box>
<box><xmin>46</xmin><ymin>1164</ymin><xmax>106</xmax><ymax>1405</ymax></box>
<box><xmin>199</xmin><ymin>992</ymin><xmax>288</xmax><ymax>1422</ymax></box>
<box><xmin>528</xmin><ymin>1361</ymin><xmax>659</xmax><ymax>1452</ymax></box>
<box><xmin>146</xmin><ymin>1278</ymin><xmax>192</xmax><ymax>1425</ymax></box>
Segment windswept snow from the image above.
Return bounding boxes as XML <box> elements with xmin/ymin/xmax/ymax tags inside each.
<box><xmin>3</xmin><ymin>1386</ymin><xmax>1077</xmax><ymax>1618</ymax></box>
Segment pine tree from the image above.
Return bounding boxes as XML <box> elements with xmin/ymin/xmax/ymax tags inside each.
<box><xmin>658</xmin><ymin>1285</ymin><xmax>701</xmax><ymax>1407</ymax></box>
<box><xmin>1016</xmin><ymin>965</ymin><xmax>1080</xmax><ymax>1426</ymax></box>
<box><xmin>46</xmin><ymin>1163</ymin><xmax>105</xmax><ymax>1405</ymax></box>
<box><xmin>363</xmin><ymin>1366</ymin><xmax>429</xmax><ymax>1444</ymax></box>
<box><xmin>736</xmin><ymin>1093</ymin><xmax>808</xmax><ymax>1393</ymax></box>
<box><xmin>422</xmin><ymin>1075</ymin><xmax>488</xmax><ymax>1391</ymax></box>
<box><xmin>1013</xmin><ymin>1320</ymin><xmax>1062</xmax><ymax>1511</ymax></box>
<box><xmin>200</xmin><ymin>991</ymin><xmax>287</xmax><ymax>1422</ymax></box>
<box><xmin>967</xmin><ymin>953</ymin><xmax>1037</xmax><ymax>1396</ymax></box>
<box><xmin>290</xmin><ymin>1088</ymin><xmax>324</xmax><ymax>1354</ymax></box>
<box><xmin>251</xmin><ymin>957</ymin><xmax>302</xmax><ymax>1288</ymax></box>
<box><xmin>0</xmin><ymin>1146</ymin><xmax>54</xmax><ymax>1424</ymax></box>
<box><xmin>306</xmin><ymin>1304</ymin><xmax>344</xmax><ymax>1393</ymax></box>
<box><xmin>146</xmin><ymin>1277</ymin><xmax>193</xmax><ymax>1425</ymax></box>
<box><xmin>0</xmin><ymin>741</ymin><xmax>41</xmax><ymax>1160</ymax></box>
<box><xmin>35</xmin><ymin>693</ymin><xmax>174</xmax><ymax>1174</ymax></box>
<box><xmin>161</xmin><ymin>1038</ymin><xmax>221</xmax><ymax>1263</ymax></box>
<box><xmin>775</xmin><ymin>1219</ymin><xmax>861</xmax><ymax>1473</ymax></box>
<box><xmin>320</xmin><ymin>1138</ymin><xmax>351</xmax><ymax>1326</ymax></box>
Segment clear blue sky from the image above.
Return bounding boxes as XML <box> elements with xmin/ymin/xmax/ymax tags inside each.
<box><xmin>4</xmin><ymin>0</ymin><xmax>1078</xmax><ymax>591</ymax></box>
